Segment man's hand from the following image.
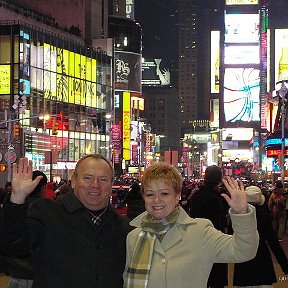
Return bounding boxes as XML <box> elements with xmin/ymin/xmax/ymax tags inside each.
<box><xmin>221</xmin><ymin>176</ymin><xmax>248</xmax><ymax>214</ymax></box>
<box><xmin>11</xmin><ymin>157</ymin><xmax>43</xmax><ymax>204</ymax></box>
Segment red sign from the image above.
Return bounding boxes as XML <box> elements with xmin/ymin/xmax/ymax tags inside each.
<box><xmin>266</xmin><ymin>149</ymin><xmax>288</xmax><ymax>157</ymax></box>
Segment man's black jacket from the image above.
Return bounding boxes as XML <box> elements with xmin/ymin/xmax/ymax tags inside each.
<box><xmin>0</xmin><ymin>192</ymin><xmax>132</xmax><ymax>288</ymax></box>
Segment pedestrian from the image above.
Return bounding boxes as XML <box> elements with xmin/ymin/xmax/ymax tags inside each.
<box><xmin>233</xmin><ymin>185</ymin><xmax>288</xmax><ymax>287</ymax></box>
<box><xmin>44</xmin><ymin>181</ymin><xmax>56</xmax><ymax>200</ymax></box>
<box><xmin>0</xmin><ymin>155</ymin><xmax>132</xmax><ymax>288</ymax></box>
<box><xmin>190</xmin><ymin>165</ymin><xmax>230</xmax><ymax>288</ymax></box>
<box><xmin>268</xmin><ymin>180</ymin><xmax>286</xmax><ymax>240</ymax></box>
<box><xmin>5</xmin><ymin>170</ymin><xmax>47</xmax><ymax>288</ymax></box>
<box><xmin>125</xmin><ymin>181</ymin><xmax>145</xmax><ymax>220</ymax></box>
<box><xmin>123</xmin><ymin>162</ymin><xmax>259</xmax><ymax>288</ymax></box>
<box><xmin>0</xmin><ymin>187</ymin><xmax>7</xmax><ymax>207</ymax></box>
<box><xmin>55</xmin><ymin>183</ymin><xmax>72</xmax><ymax>198</ymax></box>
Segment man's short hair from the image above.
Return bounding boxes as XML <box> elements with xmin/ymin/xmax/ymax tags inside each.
<box><xmin>73</xmin><ymin>154</ymin><xmax>114</xmax><ymax>181</ymax></box>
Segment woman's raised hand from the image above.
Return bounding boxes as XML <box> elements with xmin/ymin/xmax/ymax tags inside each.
<box><xmin>221</xmin><ymin>176</ymin><xmax>248</xmax><ymax>214</ymax></box>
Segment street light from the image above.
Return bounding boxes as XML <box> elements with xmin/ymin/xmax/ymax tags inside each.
<box><xmin>276</xmin><ymin>80</ymin><xmax>288</xmax><ymax>186</ymax></box>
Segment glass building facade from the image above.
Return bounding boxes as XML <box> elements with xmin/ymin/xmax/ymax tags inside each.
<box><xmin>0</xmin><ymin>22</ymin><xmax>113</xmax><ymax>180</ymax></box>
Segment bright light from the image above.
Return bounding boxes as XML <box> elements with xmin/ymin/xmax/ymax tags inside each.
<box><xmin>39</xmin><ymin>114</ymin><xmax>50</xmax><ymax>121</ymax></box>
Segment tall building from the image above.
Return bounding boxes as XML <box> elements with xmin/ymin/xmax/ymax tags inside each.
<box><xmin>178</xmin><ymin>0</ymin><xmax>220</xmax><ymax>136</ymax></box>
<box><xmin>134</xmin><ymin>0</ymin><xmax>181</xmax><ymax>159</ymax></box>
<box><xmin>0</xmin><ymin>0</ymin><xmax>128</xmax><ymax>183</ymax></box>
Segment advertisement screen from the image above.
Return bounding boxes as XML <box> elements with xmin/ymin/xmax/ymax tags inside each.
<box><xmin>224</xmin><ymin>45</ymin><xmax>260</xmax><ymax>64</ymax></box>
<box><xmin>225</xmin><ymin>13</ymin><xmax>259</xmax><ymax>43</ymax></box>
<box><xmin>115</xmin><ymin>51</ymin><xmax>142</xmax><ymax>93</ymax></box>
<box><xmin>30</xmin><ymin>43</ymin><xmax>101</xmax><ymax>109</ymax></box>
<box><xmin>223</xmin><ymin>68</ymin><xmax>260</xmax><ymax>123</ymax></box>
<box><xmin>211</xmin><ymin>31</ymin><xmax>220</xmax><ymax>93</ymax></box>
<box><xmin>0</xmin><ymin>65</ymin><xmax>10</xmax><ymax>94</ymax></box>
<box><xmin>275</xmin><ymin>29</ymin><xmax>288</xmax><ymax>83</ymax></box>
<box><xmin>123</xmin><ymin>92</ymin><xmax>131</xmax><ymax>160</ymax></box>
<box><xmin>142</xmin><ymin>58</ymin><xmax>170</xmax><ymax>87</ymax></box>
<box><xmin>226</xmin><ymin>0</ymin><xmax>258</xmax><ymax>5</ymax></box>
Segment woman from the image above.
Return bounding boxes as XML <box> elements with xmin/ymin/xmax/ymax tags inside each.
<box><xmin>233</xmin><ymin>185</ymin><xmax>288</xmax><ymax>287</ymax></box>
<box><xmin>123</xmin><ymin>162</ymin><xmax>259</xmax><ymax>288</ymax></box>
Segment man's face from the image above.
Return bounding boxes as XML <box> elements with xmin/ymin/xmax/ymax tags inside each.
<box><xmin>71</xmin><ymin>158</ymin><xmax>113</xmax><ymax>211</ymax></box>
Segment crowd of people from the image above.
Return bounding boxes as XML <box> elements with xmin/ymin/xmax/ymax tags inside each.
<box><xmin>0</xmin><ymin>154</ymin><xmax>287</xmax><ymax>288</ymax></box>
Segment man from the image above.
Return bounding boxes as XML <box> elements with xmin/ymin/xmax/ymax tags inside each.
<box><xmin>0</xmin><ymin>155</ymin><xmax>132</xmax><ymax>288</ymax></box>
<box><xmin>190</xmin><ymin>165</ymin><xmax>229</xmax><ymax>288</ymax></box>
<box><xmin>5</xmin><ymin>170</ymin><xmax>47</xmax><ymax>288</ymax></box>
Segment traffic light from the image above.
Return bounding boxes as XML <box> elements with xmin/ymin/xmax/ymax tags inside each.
<box><xmin>13</xmin><ymin>123</ymin><xmax>20</xmax><ymax>137</ymax></box>
<box><xmin>0</xmin><ymin>164</ymin><xmax>6</xmax><ymax>172</ymax></box>
<box><xmin>52</xmin><ymin>119</ymin><xmax>59</xmax><ymax>135</ymax></box>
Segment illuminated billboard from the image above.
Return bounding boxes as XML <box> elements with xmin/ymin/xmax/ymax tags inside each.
<box><xmin>225</xmin><ymin>13</ymin><xmax>259</xmax><ymax>44</ymax></box>
<box><xmin>142</xmin><ymin>58</ymin><xmax>171</xmax><ymax>87</ymax></box>
<box><xmin>275</xmin><ymin>29</ymin><xmax>288</xmax><ymax>83</ymax></box>
<box><xmin>223</xmin><ymin>68</ymin><xmax>260</xmax><ymax>123</ymax></box>
<box><xmin>123</xmin><ymin>92</ymin><xmax>131</xmax><ymax>160</ymax></box>
<box><xmin>211</xmin><ymin>31</ymin><xmax>220</xmax><ymax>93</ymax></box>
<box><xmin>126</xmin><ymin>0</ymin><xmax>135</xmax><ymax>19</ymax></box>
<box><xmin>0</xmin><ymin>65</ymin><xmax>11</xmax><ymax>94</ymax></box>
<box><xmin>30</xmin><ymin>43</ymin><xmax>102</xmax><ymax>109</ymax></box>
<box><xmin>226</xmin><ymin>0</ymin><xmax>258</xmax><ymax>5</ymax></box>
<box><xmin>222</xmin><ymin>6</ymin><xmax>260</xmax><ymax>128</ymax></box>
<box><xmin>115</xmin><ymin>51</ymin><xmax>142</xmax><ymax>93</ymax></box>
<box><xmin>224</xmin><ymin>46</ymin><xmax>259</xmax><ymax>64</ymax></box>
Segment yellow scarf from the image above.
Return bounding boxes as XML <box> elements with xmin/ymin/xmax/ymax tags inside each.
<box><xmin>124</xmin><ymin>207</ymin><xmax>180</xmax><ymax>288</ymax></box>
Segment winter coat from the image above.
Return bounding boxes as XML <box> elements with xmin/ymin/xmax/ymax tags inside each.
<box><xmin>0</xmin><ymin>192</ymin><xmax>132</xmax><ymax>288</ymax></box>
<box><xmin>124</xmin><ymin>206</ymin><xmax>259</xmax><ymax>288</ymax></box>
<box><xmin>233</xmin><ymin>203</ymin><xmax>288</xmax><ymax>286</ymax></box>
<box><xmin>190</xmin><ymin>184</ymin><xmax>230</xmax><ymax>286</ymax></box>
<box><xmin>125</xmin><ymin>190</ymin><xmax>145</xmax><ymax>220</ymax></box>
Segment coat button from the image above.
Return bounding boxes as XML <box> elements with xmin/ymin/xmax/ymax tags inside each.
<box><xmin>94</xmin><ymin>274</ymin><xmax>99</xmax><ymax>280</ymax></box>
<box><xmin>161</xmin><ymin>258</ymin><xmax>166</xmax><ymax>264</ymax></box>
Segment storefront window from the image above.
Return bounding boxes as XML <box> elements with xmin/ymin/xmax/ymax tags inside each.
<box><xmin>0</xmin><ymin>35</ymin><xmax>11</xmax><ymax>63</ymax></box>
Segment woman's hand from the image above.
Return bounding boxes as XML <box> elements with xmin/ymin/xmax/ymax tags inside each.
<box><xmin>10</xmin><ymin>157</ymin><xmax>42</xmax><ymax>204</ymax></box>
<box><xmin>221</xmin><ymin>176</ymin><xmax>248</xmax><ymax>214</ymax></box>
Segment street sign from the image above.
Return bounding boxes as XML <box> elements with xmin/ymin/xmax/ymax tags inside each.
<box><xmin>4</xmin><ymin>151</ymin><xmax>17</xmax><ymax>163</ymax></box>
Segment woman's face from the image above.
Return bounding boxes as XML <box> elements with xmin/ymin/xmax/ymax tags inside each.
<box><xmin>143</xmin><ymin>179</ymin><xmax>180</xmax><ymax>220</ymax></box>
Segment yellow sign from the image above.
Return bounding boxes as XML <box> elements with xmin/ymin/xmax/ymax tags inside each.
<box><xmin>41</xmin><ymin>44</ymin><xmax>98</xmax><ymax>108</ymax></box>
<box><xmin>131</xmin><ymin>96</ymin><xmax>145</xmax><ymax>110</ymax></box>
<box><xmin>0</xmin><ymin>65</ymin><xmax>11</xmax><ymax>94</ymax></box>
<box><xmin>123</xmin><ymin>92</ymin><xmax>131</xmax><ymax>160</ymax></box>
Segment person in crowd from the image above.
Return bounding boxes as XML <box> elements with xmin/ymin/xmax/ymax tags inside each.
<box><xmin>44</xmin><ymin>181</ymin><xmax>56</xmax><ymax>200</ymax></box>
<box><xmin>284</xmin><ymin>187</ymin><xmax>288</xmax><ymax>232</ymax></box>
<box><xmin>0</xmin><ymin>182</ymin><xmax>12</xmax><ymax>207</ymax></box>
<box><xmin>5</xmin><ymin>170</ymin><xmax>47</xmax><ymax>288</ymax></box>
<box><xmin>125</xmin><ymin>181</ymin><xmax>145</xmax><ymax>220</ymax></box>
<box><xmin>179</xmin><ymin>181</ymin><xmax>192</xmax><ymax>214</ymax></box>
<box><xmin>233</xmin><ymin>185</ymin><xmax>288</xmax><ymax>287</ymax></box>
<box><xmin>55</xmin><ymin>183</ymin><xmax>72</xmax><ymax>198</ymax></box>
<box><xmin>4</xmin><ymin>181</ymin><xmax>12</xmax><ymax>194</ymax></box>
<box><xmin>123</xmin><ymin>162</ymin><xmax>259</xmax><ymax>288</ymax></box>
<box><xmin>190</xmin><ymin>165</ymin><xmax>230</xmax><ymax>288</ymax></box>
<box><xmin>117</xmin><ymin>185</ymin><xmax>127</xmax><ymax>207</ymax></box>
<box><xmin>0</xmin><ymin>155</ymin><xmax>132</xmax><ymax>288</ymax></box>
<box><xmin>268</xmin><ymin>180</ymin><xmax>286</xmax><ymax>240</ymax></box>
<box><xmin>0</xmin><ymin>187</ymin><xmax>7</xmax><ymax>207</ymax></box>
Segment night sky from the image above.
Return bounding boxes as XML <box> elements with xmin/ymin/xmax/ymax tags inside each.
<box><xmin>134</xmin><ymin>0</ymin><xmax>176</xmax><ymax>59</ymax></box>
